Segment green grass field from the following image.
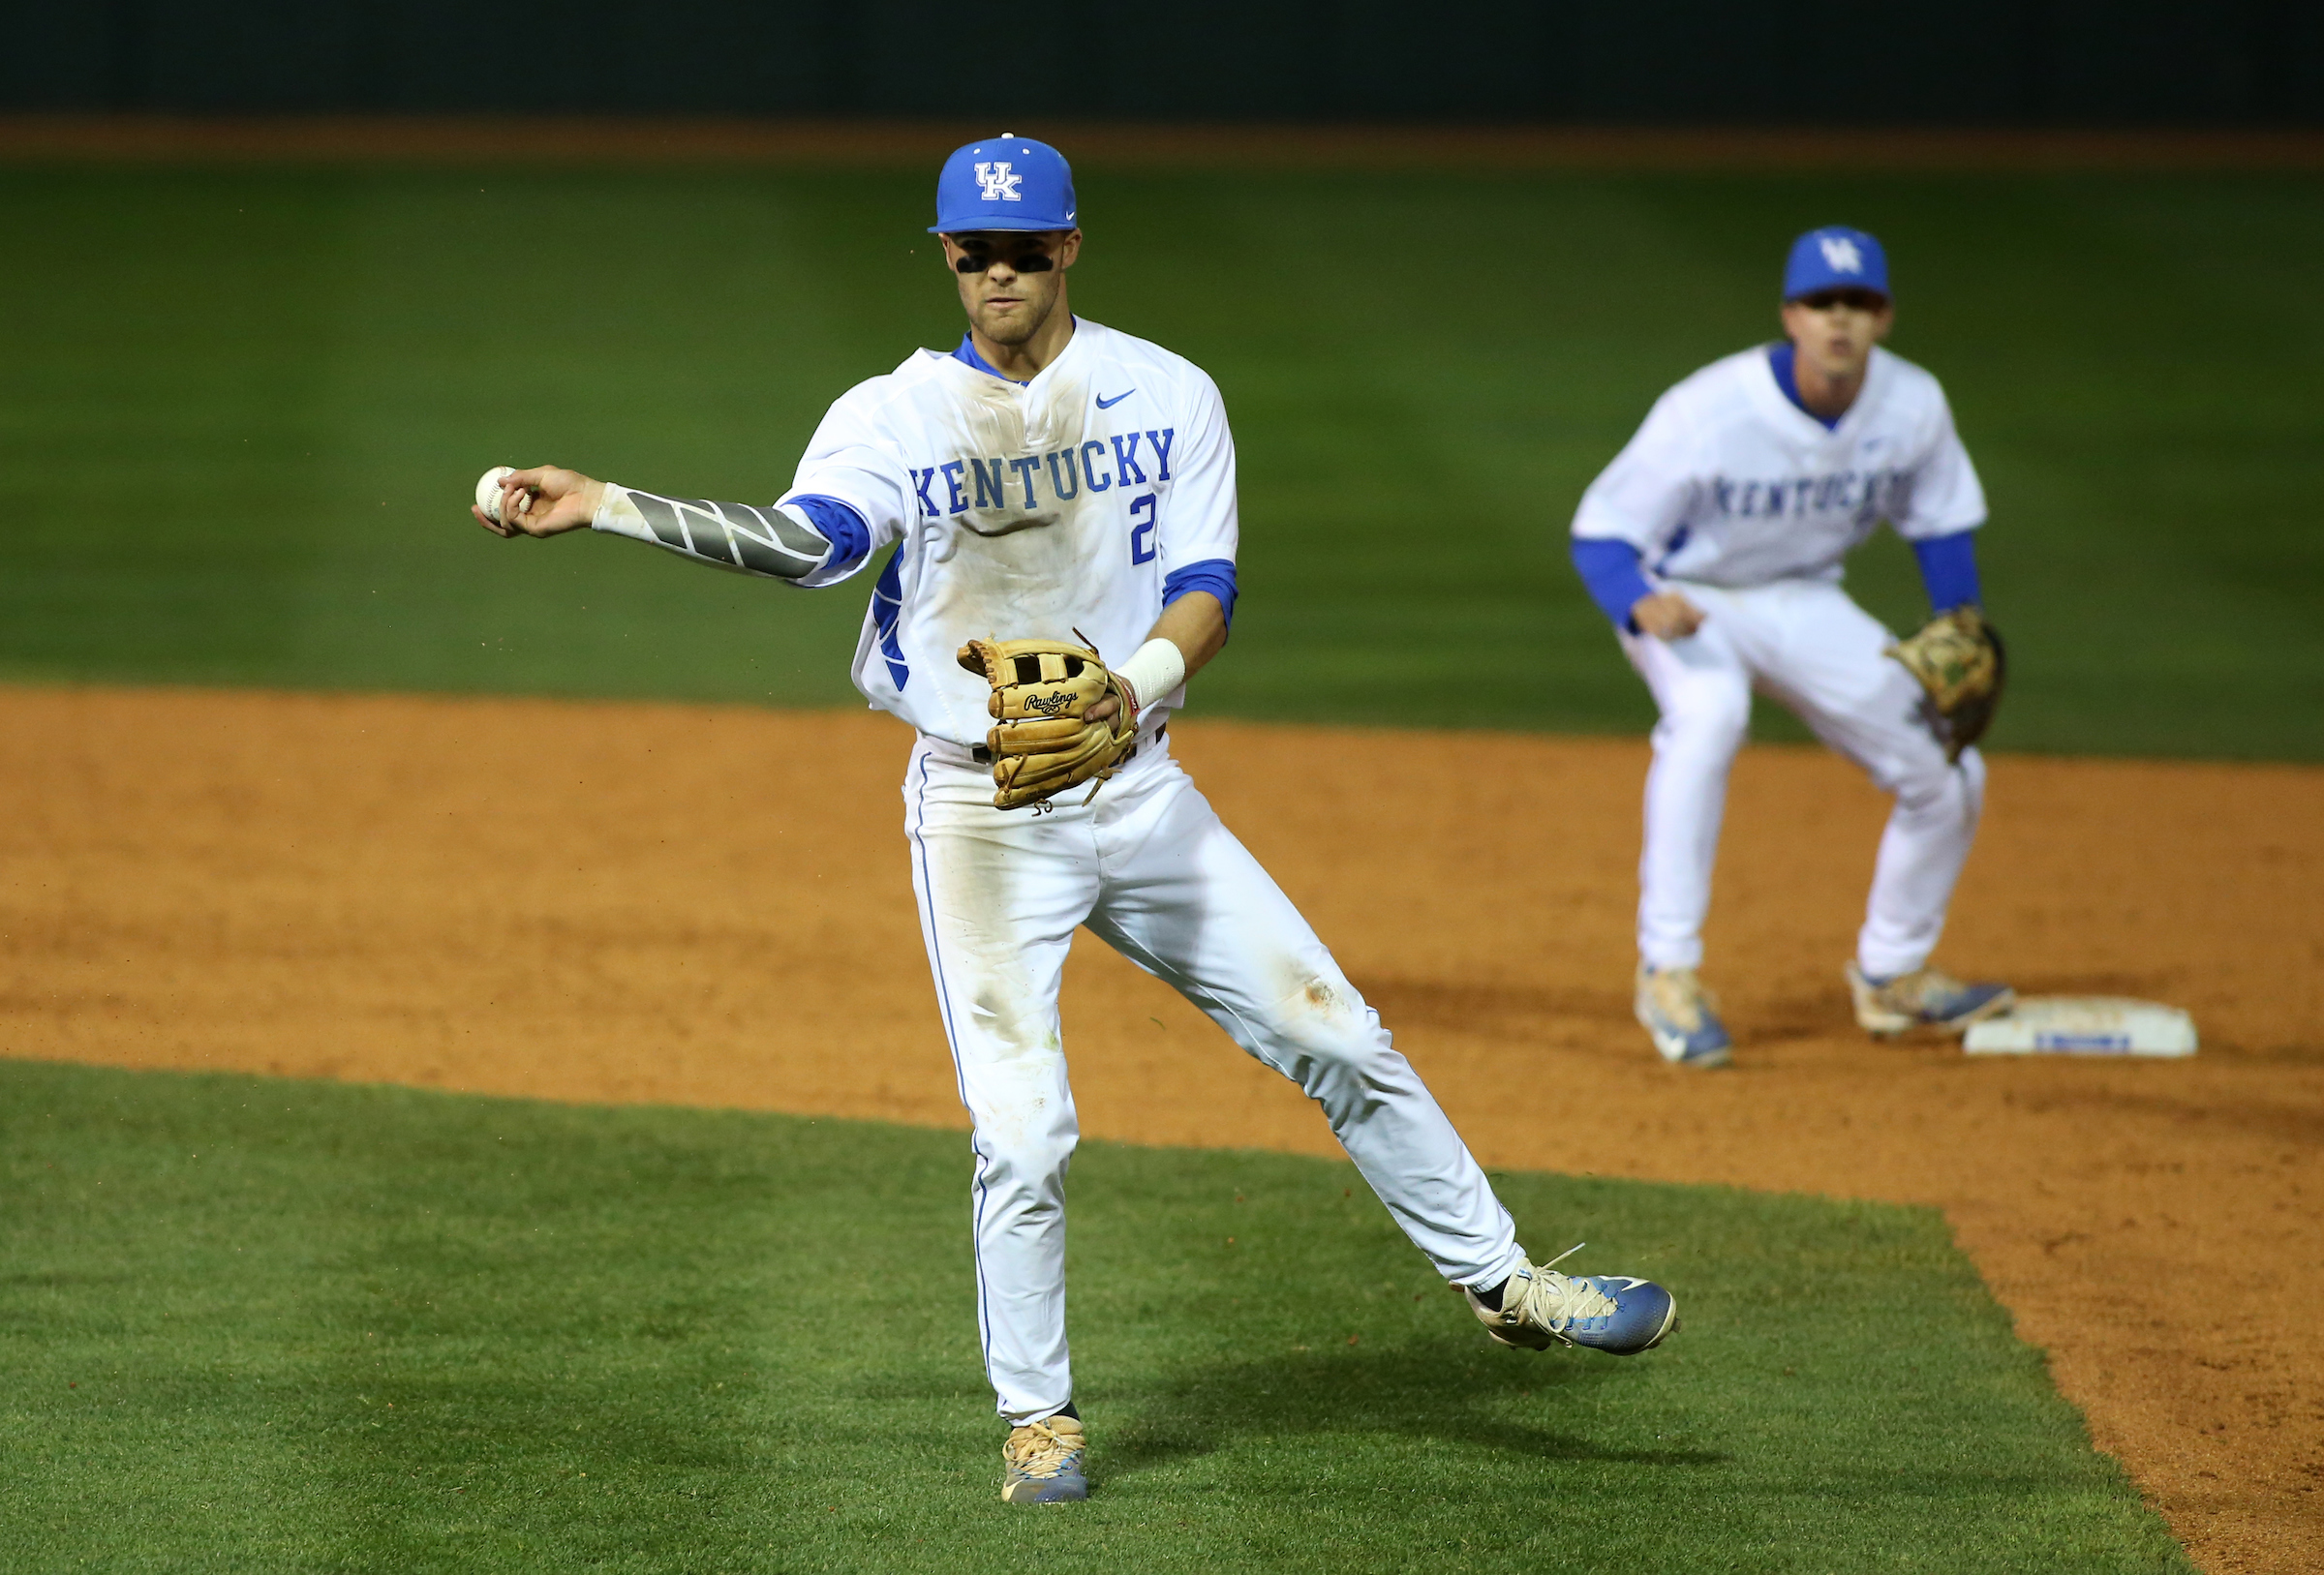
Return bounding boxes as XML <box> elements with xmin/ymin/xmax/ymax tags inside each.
<box><xmin>1</xmin><ymin>1060</ymin><xmax>2188</xmax><ymax>1573</ymax></box>
<box><xmin>0</xmin><ymin>164</ymin><xmax>2318</xmax><ymax>757</ymax></box>
<box><xmin>0</xmin><ymin>161</ymin><xmax>2288</xmax><ymax>1570</ymax></box>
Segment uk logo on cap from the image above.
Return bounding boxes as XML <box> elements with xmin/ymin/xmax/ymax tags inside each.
<box><xmin>1784</xmin><ymin>226</ymin><xmax>1890</xmax><ymax>300</ymax></box>
<box><xmin>933</xmin><ymin>136</ymin><xmax>1077</xmax><ymax>233</ymax></box>
<box><xmin>974</xmin><ymin>163</ymin><xmax>1022</xmax><ymax>202</ymax></box>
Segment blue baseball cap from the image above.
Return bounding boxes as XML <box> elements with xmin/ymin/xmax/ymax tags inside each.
<box><xmin>1783</xmin><ymin>227</ymin><xmax>1890</xmax><ymax>301</ymax></box>
<box><xmin>930</xmin><ymin>135</ymin><xmax>1077</xmax><ymax>234</ymax></box>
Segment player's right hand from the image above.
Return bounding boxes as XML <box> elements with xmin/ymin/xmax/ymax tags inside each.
<box><xmin>1632</xmin><ymin>591</ymin><xmax>1706</xmax><ymax>641</ymax></box>
<box><xmin>474</xmin><ymin>467</ymin><xmax>604</xmax><ymax>538</ymax></box>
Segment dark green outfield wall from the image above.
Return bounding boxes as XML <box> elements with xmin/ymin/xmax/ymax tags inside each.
<box><xmin>4</xmin><ymin>1</ymin><xmax>2319</xmax><ymax>125</ymax></box>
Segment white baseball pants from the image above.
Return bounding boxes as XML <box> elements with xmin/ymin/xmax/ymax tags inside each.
<box><xmin>1620</xmin><ymin>578</ymin><xmax>1985</xmax><ymax>981</ymax></box>
<box><xmin>903</xmin><ymin>735</ymin><xmax>1523</xmax><ymax>1427</ymax></box>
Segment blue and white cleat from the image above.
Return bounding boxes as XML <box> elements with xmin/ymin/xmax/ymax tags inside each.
<box><xmin>1846</xmin><ymin>961</ymin><xmax>2015</xmax><ymax>1038</ymax></box>
<box><xmin>1635</xmin><ymin>963</ymin><xmax>1733</xmax><ymax>1068</ymax></box>
<box><xmin>1467</xmin><ymin>1248</ymin><xmax>1679</xmax><ymax>1357</ymax></box>
<box><xmin>1000</xmin><ymin>1414</ymin><xmax>1087</xmax><ymax>1503</ymax></box>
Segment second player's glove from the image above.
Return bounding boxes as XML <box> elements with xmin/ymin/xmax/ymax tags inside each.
<box><xmin>1886</xmin><ymin>606</ymin><xmax>2005</xmax><ymax>762</ymax></box>
<box><xmin>957</xmin><ymin>636</ymin><xmax>1141</xmax><ymax>810</ymax></box>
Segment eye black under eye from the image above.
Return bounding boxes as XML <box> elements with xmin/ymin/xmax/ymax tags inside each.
<box><xmin>955</xmin><ymin>253</ymin><xmax>1055</xmax><ymax>274</ymax></box>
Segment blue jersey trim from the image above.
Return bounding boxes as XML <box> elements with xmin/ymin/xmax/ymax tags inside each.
<box><xmin>1767</xmin><ymin>343</ymin><xmax>1841</xmax><ymax>431</ymax></box>
<box><xmin>1571</xmin><ymin>537</ymin><xmax>1655</xmax><ymax>631</ymax></box>
<box><xmin>951</xmin><ymin>332</ymin><xmax>1025</xmax><ymax>385</ymax></box>
<box><xmin>1162</xmin><ymin>558</ymin><xmax>1238</xmax><ymax>629</ymax></box>
<box><xmin>949</xmin><ymin>319</ymin><xmax>1078</xmax><ymax>385</ymax></box>
<box><xmin>1911</xmin><ymin>530</ymin><xmax>1983</xmax><ymax>611</ymax></box>
<box><xmin>1653</xmin><ymin>523</ymin><xmax>1693</xmax><ymax>577</ymax></box>
<box><xmin>784</xmin><ymin>494</ymin><xmax>871</xmax><ymax>579</ymax></box>
<box><xmin>871</xmin><ymin>547</ymin><xmax>910</xmax><ymax>689</ymax></box>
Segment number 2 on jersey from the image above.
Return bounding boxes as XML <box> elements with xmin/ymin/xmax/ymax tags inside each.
<box><xmin>1128</xmin><ymin>493</ymin><xmax>1156</xmax><ymax>564</ymax></box>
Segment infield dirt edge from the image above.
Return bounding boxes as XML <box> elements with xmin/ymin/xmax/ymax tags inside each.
<box><xmin>2</xmin><ymin>684</ymin><xmax>2318</xmax><ymax>1573</ymax></box>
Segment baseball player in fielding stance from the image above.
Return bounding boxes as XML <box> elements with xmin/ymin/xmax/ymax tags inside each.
<box><xmin>471</xmin><ymin>136</ymin><xmax>1676</xmax><ymax>1502</ymax></box>
<box><xmin>1572</xmin><ymin>227</ymin><xmax>2014</xmax><ymax>1069</ymax></box>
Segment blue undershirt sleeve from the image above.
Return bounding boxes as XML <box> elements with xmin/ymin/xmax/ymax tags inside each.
<box><xmin>1161</xmin><ymin>558</ymin><xmax>1238</xmax><ymax>630</ymax></box>
<box><xmin>1571</xmin><ymin>537</ymin><xmax>1655</xmax><ymax>632</ymax></box>
<box><xmin>1911</xmin><ymin>530</ymin><xmax>1983</xmax><ymax>611</ymax></box>
<box><xmin>782</xmin><ymin>494</ymin><xmax>871</xmax><ymax>582</ymax></box>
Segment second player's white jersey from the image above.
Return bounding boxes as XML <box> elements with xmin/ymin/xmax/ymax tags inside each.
<box><xmin>780</xmin><ymin>318</ymin><xmax>1237</xmax><ymax>747</ymax></box>
<box><xmin>1573</xmin><ymin>344</ymin><xmax>1986</xmax><ymax>587</ymax></box>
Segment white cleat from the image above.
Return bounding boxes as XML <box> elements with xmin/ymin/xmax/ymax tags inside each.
<box><xmin>1467</xmin><ymin>1248</ymin><xmax>1680</xmax><ymax>1356</ymax></box>
<box><xmin>1847</xmin><ymin>962</ymin><xmax>2016</xmax><ymax>1038</ymax></box>
<box><xmin>1635</xmin><ymin>963</ymin><xmax>1734</xmax><ymax>1068</ymax></box>
<box><xmin>1000</xmin><ymin>1414</ymin><xmax>1087</xmax><ymax>1503</ymax></box>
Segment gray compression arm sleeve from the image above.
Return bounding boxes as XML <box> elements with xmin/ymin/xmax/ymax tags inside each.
<box><xmin>591</xmin><ymin>484</ymin><xmax>831</xmax><ymax>580</ymax></box>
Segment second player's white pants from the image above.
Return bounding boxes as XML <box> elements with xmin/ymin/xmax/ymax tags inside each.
<box><xmin>1620</xmin><ymin>578</ymin><xmax>1985</xmax><ymax>981</ymax></box>
<box><xmin>903</xmin><ymin>735</ymin><xmax>1523</xmax><ymax>1428</ymax></box>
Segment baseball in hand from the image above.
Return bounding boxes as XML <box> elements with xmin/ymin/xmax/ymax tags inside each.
<box><xmin>474</xmin><ymin>467</ymin><xmax>516</xmax><ymax>525</ymax></box>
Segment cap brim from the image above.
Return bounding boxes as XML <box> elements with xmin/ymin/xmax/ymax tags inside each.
<box><xmin>928</xmin><ymin>217</ymin><xmax>1078</xmax><ymax>234</ymax></box>
<box><xmin>1784</xmin><ymin>284</ymin><xmax>1891</xmax><ymax>303</ymax></box>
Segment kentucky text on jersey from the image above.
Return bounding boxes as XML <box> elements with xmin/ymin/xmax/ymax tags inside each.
<box><xmin>1572</xmin><ymin>345</ymin><xmax>1985</xmax><ymax>591</ymax></box>
<box><xmin>1705</xmin><ymin>467</ymin><xmax>1909</xmax><ymax>521</ymax></box>
<box><xmin>910</xmin><ymin>429</ymin><xmax>1177</xmax><ymax>516</ymax></box>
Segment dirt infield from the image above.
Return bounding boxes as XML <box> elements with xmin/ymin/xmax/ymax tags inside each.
<box><xmin>3</xmin><ymin>116</ymin><xmax>2321</xmax><ymax>172</ymax></box>
<box><xmin>3</xmin><ymin>685</ymin><xmax>2318</xmax><ymax>1571</ymax></box>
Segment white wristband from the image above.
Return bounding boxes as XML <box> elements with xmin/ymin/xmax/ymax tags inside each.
<box><xmin>1115</xmin><ymin>638</ymin><xmax>1187</xmax><ymax>721</ymax></box>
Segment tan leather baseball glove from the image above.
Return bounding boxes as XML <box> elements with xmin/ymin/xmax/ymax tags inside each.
<box><xmin>957</xmin><ymin>637</ymin><xmax>1140</xmax><ymax>810</ymax></box>
<box><xmin>1886</xmin><ymin>606</ymin><xmax>2005</xmax><ymax>762</ymax></box>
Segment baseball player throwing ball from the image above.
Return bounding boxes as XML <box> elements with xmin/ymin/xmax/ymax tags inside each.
<box><xmin>471</xmin><ymin>136</ymin><xmax>1677</xmax><ymax>1503</ymax></box>
<box><xmin>1572</xmin><ymin>227</ymin><xmax>2013</xmax><ymax>1069</ymax></box>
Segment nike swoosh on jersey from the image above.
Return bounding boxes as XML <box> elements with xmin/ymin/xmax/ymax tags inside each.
<box><xmin>1095</xmin><ymin>389</ymin><xmax>1135</xmax><ymax>409</ymax></box>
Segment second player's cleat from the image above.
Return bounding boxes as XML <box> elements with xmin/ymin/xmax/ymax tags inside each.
<box><xmin>1000</xmin><ymin>1414</ymin><xmax>1088</xmax><ymax>1503</ymax></box>
<box><xmin>1846</xmin><ymin>961</ymin><xmax>2015</xmax><ymax>1037</ymax></box>
<box><xmin>1466</xmin><ymin>1250</ymin><xmax>1679</xmax><ymax>1356</ymax></box>
<box><xmin>1635</xmin><ymin>963</ymin><xmax>1733</xmax><ymax>1068</ymax></box>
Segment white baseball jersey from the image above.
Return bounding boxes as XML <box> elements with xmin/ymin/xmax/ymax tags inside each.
<box><xmin>572</xmin><ymin>309</ymin><xmax>1552</xmax><ymax>1432</ymax></box>
<box><xmin>776</xmin><ymin>318</ymin><xmax>1237</xmax><ymax>747</ymax></box>
<box><xmin>1573</xmin><ymin>345</ymin><xmax>1986</xmax><ymax>587</ymax></box>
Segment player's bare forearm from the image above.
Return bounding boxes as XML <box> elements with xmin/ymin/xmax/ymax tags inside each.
<box><xmin>1085</xmin><ymin>593</ymin><xmax>1227</xmax><ymax>727</ymax></box>
<box><xmin>1149</xmin><ymin>591</ymin><xmax>1227</xmax><ymax>677</ymax></box>
<box><xmin>473</xmin><ymin>467</ymin><xmax>604</xmax><ymax>538</ymax></box>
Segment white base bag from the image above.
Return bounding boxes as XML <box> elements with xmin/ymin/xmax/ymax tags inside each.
<box><xmin>1963</xmin><ymin>997</ymin><xmax>2197</xmax><ymax>1058</ymax></box>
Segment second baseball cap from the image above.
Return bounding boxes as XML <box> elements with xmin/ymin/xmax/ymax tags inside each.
<box><xmin>931</xmin><ymin>135</ymin><xmax>1077</xmax><ymax>234</ymax></box>
<box><xmin>1784</xmin><ymin>226</ymin><xmax>1889</xmax><ymax>300</ymax></box>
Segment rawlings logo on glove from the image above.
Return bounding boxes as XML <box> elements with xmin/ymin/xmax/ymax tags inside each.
<box><xmin>1886</xmin><ymin>606</ymin><xmax>2005</xmax><ymax>762</ymax></box>
<box><xmin>957</xmin><ymin>636</ymin><xmax>1140</xmax><ymax>810</ymax></box>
